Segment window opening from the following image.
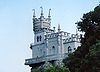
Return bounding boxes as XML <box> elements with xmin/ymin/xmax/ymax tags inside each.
<box><xmin>37</xmin><ymin>36</ymin><xmax>39</xmax><ymax>42</ymax></box>
<box><xmin>68</xmin><ymin>46</ymin><xmax>72</xmax><ymax>53</ymax></box>
<box><xmin>40</xmin><ymin>35</ymin><xmax>42</xmax><ymax>41</ymax></box>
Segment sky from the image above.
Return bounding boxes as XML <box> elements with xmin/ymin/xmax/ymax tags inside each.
<box><xmin>0</xmin><ymin>0</ymin><xmax>99</xmax><ymax>72</ymax></box>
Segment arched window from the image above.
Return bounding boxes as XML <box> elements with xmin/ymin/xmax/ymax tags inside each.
<box><xmin>52</xmin><ymin>46</ymin><xmax>55</xmax><ymax>48</ymax></box>
<box><xmin>37</xmin><ymin>36</ymin><xmax>39</xmax><ymax>42</ymax></box>
<box><xmin>52</xmin><ymin>46</ymin><xmax>55</xmax><ymax>54</ymax></box>
<box><xmin>74</xmin><ymin>48</ymin><xmax>76</xmax><ymax>50</ymax></box>
<box><xmin>68</xmin><ymin>46</ymin><xmax>72</xmax><ymax>53</ymax></box>
<box><xmin>40</xmin><ymin>35</ymin><xmax>42</xmax><ymax>41</ymax></box>
<box><xmin>43</xmin><ymin>51</ymin><xmax>45</xmax><ymax>56</ymax></box>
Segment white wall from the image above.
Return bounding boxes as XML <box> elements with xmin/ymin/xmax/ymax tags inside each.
<box><xmin>32</xmin><ymin>43</ymin><xmax>46</xmax><ymax>58</ymax></box>
<box><xmin>64</xmin><ymin>41</ymin><xmax>80</xmax><ymax>53</ymax></box>
<box><xmin>48</xmin><ymin>37</ymin><xmax>58</xmax><ymax>55</ymax></box>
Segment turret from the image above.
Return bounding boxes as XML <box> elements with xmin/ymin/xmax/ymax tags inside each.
<box><xmin>58</xmin><ymin>24</ymin><xmax>61</xmax><ymax>32</ymax></box>
<box><xmin>33</xmin><ymin>9</ymin><xmax>35</xmax><ymax>18</ymax></box>
<box><xmin>32</xmin><ymin>7</ymin><xmax>51</xmax><ymax>33</ymax></box>
<box><xmin>48</xmin><ymin>9</ymin><xmax>51</xmax><ymax>21</ymax></box>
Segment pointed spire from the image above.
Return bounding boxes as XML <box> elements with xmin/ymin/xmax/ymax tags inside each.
<box><xmin>32</xmin><ymin>9</ymin><xmax>35</xmax><ymax>18</ymax></box>
<box><xmin>76</xmin><ymin>28</ymin><xmax>78</xmax><ymax>34</ymax></box>
<box><xmin>58</xmin><ymin>24</ymin><xmax>61</xmax><ymax>32</ymax></box>
<box><xmin>53</xmin><ymin>27</ymin><xmax>56</xmax><ymax>32</ymax></box>
<box><xmin>48</xmin><ymin>9</ymin><xmax>51</xmax><ymax>17</ymax></box>
<box><xmin>40</xmin><ymin>6</ymin><xmax>43</xmax><ymax>16</ymax></box>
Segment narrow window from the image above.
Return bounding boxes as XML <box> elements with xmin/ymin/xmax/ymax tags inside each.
<box><xmin>52</xmin><ymin>46</ymin><xmax>55</xmax><ymax>54</ymax></box>
<box><xmin>74</xmin><ymin>48</ymin><xmax>76</xmax><ymax>50</ymax></box>
<box><xmin>52</xmin><ymin>46</ymin><xmax>55</xmax><ymax>48</ymax></box>
<box><xmin>40</xmin><ymin>35</ymin><xmax>42</xmax><ymax>41</ymax></box>
<box><xmin>68</xmin><ymin>46</ymin><xmax>72</xmax><ymax>53</ymax></box>
<box><xmin>37</xmin><ymin>36</ymin><xmax>39</xmax><ymax>42</ymax></box>
<box><xmin>43</xmin><ymin>51</ymin><xmax>45</xmax><ymax>56</ymax></box>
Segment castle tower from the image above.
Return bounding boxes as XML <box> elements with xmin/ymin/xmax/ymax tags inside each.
<box><xmin>33</xmin><ymin>7</ymin><xmax>52</xmax><ymax>45</ymax></box>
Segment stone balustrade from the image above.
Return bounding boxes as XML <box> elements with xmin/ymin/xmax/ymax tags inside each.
<box><xmin>25</xmin><ymin>53</ymin><xmax>68</xmax><ymax>65</ymax></box>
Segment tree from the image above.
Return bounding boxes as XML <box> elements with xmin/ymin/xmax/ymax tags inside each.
<box><xmin>63</xmin><ymin>4</ymin><xmax>100</xmax><ymax>72</ymax></box>
<box><xmin>44</xmin><ymin>66</ymin><xmax>70</xmax><ymax>72</ymax></box>
<box><xmin>31</xmin><ymin>66</ymin><xmax>70</xmax><ymax>72</ymax></box>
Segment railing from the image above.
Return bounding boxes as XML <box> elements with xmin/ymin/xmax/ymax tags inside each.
<box><xmin>25</xmin><ymin>53</ymin><xmax>68</xmax><ymax>65</ymax></box>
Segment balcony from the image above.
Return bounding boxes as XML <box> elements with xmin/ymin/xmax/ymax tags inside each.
<box><xmin>25</xmin><ymin>54</ymin><xmax>68</xmax><ymax>65</ymax></box>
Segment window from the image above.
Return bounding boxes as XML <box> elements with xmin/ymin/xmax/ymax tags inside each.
<box><xmin>40</xmin><ymin>35</ymin><xmax>42</xmax><ymax>41</ymax></box>
<box><xmin>37</xmin><ymin>36</ymin><xmax>39</xmax><ymax>42</ymax></box>
<box><xmin>68</xmin><ymin>46</ymin><xmax>72</xmax><ymax>53</ymax></box>
<box><xmin>74</xmin><ymin>48</ymin><xmax>76</xmax><ymax>50</ymax></box>
<box><xmin>52</xmin><ymin>46</ymin><xmax>55</xmax><ymax>48</ymax></box>
<box><xmin>52</xmin><ymin>46</ymin><xmax>55</xmax><ymax>54</ymax></box>
<box><xmin>43</xmin><ymin>51</ymin><xmax>45</xmax><ymax>56</ymax></box>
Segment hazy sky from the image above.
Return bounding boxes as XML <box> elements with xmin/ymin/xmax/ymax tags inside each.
<box><xmin>0</xmin><ymin>0</ymin><xmax>99</xmax><ymax>72</ymax></box>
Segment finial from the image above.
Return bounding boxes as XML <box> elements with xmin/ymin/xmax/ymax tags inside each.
<box><xmin>40</xmin><ymin>6</ymin><xmax>43</xmax><ymax>16</ymax></box>
<box><xmin>53</xmin><ymin>27</ymin><xmax>56</xmax><ymax>32</ymax></box>
<box><xmin>76</xmin><ymin>28</ymin><xmax>78</xmax><ymax>34</ymax></box>
<box><xmin>48</xmin><ymin>9</ymin><xmax>51</xmax><ymax>17</ymax></box>
<box><xmin>58</xmin><ymin>24</ymin><xmax>61</xmax><ymax>32</ymax></box>
<box><xmin>32</xmin><ymin>9</ymin><xmax>35</xmax><ymax>17</ymax></box>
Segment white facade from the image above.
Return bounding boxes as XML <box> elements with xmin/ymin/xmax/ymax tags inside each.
<box><xmin>25</xmin><ymin>8</ymin><xmax>81</xmax><ymax>66</ymax></box>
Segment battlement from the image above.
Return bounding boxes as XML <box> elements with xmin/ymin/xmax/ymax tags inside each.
<box><xmin>33</xmin><ymin>7</ymin><xmax>51</xmax><ymax>32</ymax></box>
<box><xmin>45</xmin><ymin>33</ymin><xmax>58</xmax><ymax>39</ymax></box>
<box><xmin>44</xmin><ymin>30</ymin><xmax>81</xmax><ymax>44</ymax></box>
<box><xmin>33</xmin><ymin>17</ymin><xmax>50</xmax><ymax>23</ymax></box>
<box><xmin>63</xmin><ymin>34</ymin><xmax>80</xmax><ymax>43</ymax></box>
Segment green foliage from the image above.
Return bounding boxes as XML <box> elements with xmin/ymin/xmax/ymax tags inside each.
<box><xmin>89</xmin><ymin>41</ymin><xmax>100</xmax><ymax>56</ymax></box>
<box><xmin>31</xmin><ymin>69</ymin><xmax>38</xmax><ymax>72</ymax></box>
<box><xmin>63</xmin><ymin>41</ymin><xmax>100</xmax><ymax>72</ymax></box>
<box><xmin>31</xmin><ymin>68</ymin><xmax>42</xmax><ymax>72</ymax></box>
<box><xmin>63</xmin><ymin>4</ymin><xmax>100</xmax><ymax>72</ymax></box>
<box><xmin>31</xmin><ymin>66</ymin><xmax>70</xmax><ymax>72</ymax></box>
<box><xmin>76</xmin><ymin>4</ymin><xmax>100</xmax><ymax>45</ymax></box>
<box><xmin>44</xmin><ymin>66</ymin><xmax>70</xmax><ymax>72</ymax></box>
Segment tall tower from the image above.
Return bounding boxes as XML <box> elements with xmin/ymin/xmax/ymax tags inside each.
<box><xmin>33</xmin><ymin>7</ymin><xmax>51</xmax><ymax>45</ymax></box>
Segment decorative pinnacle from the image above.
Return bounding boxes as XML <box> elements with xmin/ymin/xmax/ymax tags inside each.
<box><xmin>40</xmin><ymin>6</ymin><xmax>43</xmax><ymax>16</ymax></box>
<box><xmin>58</xmin><ymin>24</ymin><xmax>61</xmax><ymax>32</ymax></box>
<box><xmin>76</xmin><ymin>28</ymin><xmax>78</xmax><ymax>34</ymax></box>
<box><xmin>32</xmin><ymin>9</ymin><xmax>35</xmax><ymax>17</ymax></box>
<box><xmin>48</xmin><ymin>9</ymin><xmax>51</xmax><ymax>17</ymax></box>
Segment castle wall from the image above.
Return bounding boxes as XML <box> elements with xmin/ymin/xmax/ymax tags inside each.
<box><xmin>32</xmin><ymin>43</ymin><xmax>46</xmax><ymax>58</ymax></box>
<box><xmin>64</xmin><ymin>41</ymin><xmax>80</xmax><ymax>54</ymax></box>
<box><xmin>47</xmin><ymin>37</ymin><xmax>58</xmax><ymax>55</ymax></box>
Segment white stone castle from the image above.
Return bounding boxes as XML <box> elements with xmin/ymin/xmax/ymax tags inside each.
<box><xmin>25</xmin><ymin>7</ymin><xmax>80</xmax><ymax>68</ymax></box>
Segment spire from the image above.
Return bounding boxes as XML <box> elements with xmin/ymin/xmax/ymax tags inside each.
<box><xmin>40</xmin><ymin>6</ymin><xmax>43</xmax><ymax>16</ymax></box>
<box><xmin>76</xmin><ymin>28</ymin><xmax>78</xmax><ymax>34</ymax></box>
<box><xmin>58</xmin><ymin>24</ymin><xmax>61</xmax><ymax>32</ymax></box>
<box><xmin>53</xmin><ymin>27</ymin><xmax>56</xmax><ymax>32</ymax></box>
<box><xmin>32</xmin><ymin>9</ymin><xmax>35</xmax><ymax>18</ymax></box>
<box><xmin>48</xmin><ymin>9</ymin><xmax>51</xmax><ymax>17</ymax></box>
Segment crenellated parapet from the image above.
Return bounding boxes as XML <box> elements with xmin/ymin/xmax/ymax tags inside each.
<box><xmin>45</xmin><ymin>31</ymin><xmax>68</xmax><ymax>39</ymax></box>
<box><xmin>45</xmin><ymin>33</ymin><xmax>58</xmax><ymax>39</ymax></box>
<box><xmin>33</xmin><ymin>7</ymin><xmax>51</xmax><ymax>33</ymax></box>
<box><xmin>63</xmin><ymin>34</ymin><xmax>81</xmax><ymax>43</ymax></box>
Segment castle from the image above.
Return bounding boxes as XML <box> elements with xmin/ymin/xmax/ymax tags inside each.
<box><xmin>25</xmin><ymin>7</ymin><xmax>80</xmax><ymax>69</ymax></box>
